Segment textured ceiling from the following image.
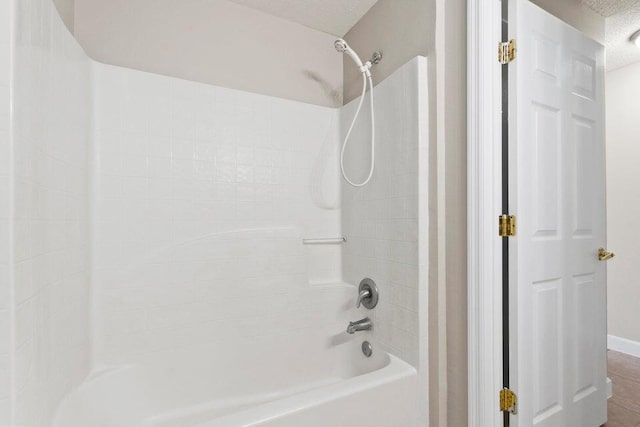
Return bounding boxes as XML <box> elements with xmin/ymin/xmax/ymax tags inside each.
<box><xmin>583</xmin><ymin>0</ymin><xmax>639</xmax><ymax>16</ymax></box>
<box><xmin>227</xmin><ymin>0</ymin><xmax>380</xmax><ymax>36</ymax></box>
<box><xmin>599</xmin><ymin>1</ymin><xmax>640</xmax><ymax>70</ymax></box>
<box><xmin>579</xmin><ymin>0</ymin><xmax>640</xmax><ymax>70</ymax></box>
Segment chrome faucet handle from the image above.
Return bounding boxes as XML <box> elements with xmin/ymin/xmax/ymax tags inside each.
<box><xmin>355</xmin><ymin>278</ymin><xmax>379</xmax><ymax>309</ymax></box>
<box><xmin>356</xmin><ymin>289</ymin><xmax>371</xmax><ymax>308</ymax></box>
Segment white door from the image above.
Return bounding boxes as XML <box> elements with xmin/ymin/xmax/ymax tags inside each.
<box><xmin>509</xmin><ymin>1</ymin><xmax>607</xmax><ymax>426</ymax></box>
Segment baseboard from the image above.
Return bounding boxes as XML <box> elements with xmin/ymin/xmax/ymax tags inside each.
<box><xmin>608</xmin><ymin>335</ymin><xmax>640</xmax><ymax>358</ymax></box>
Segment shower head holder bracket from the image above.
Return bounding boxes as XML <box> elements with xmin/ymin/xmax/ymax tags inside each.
<box><xmin>371</xmin><ymin>51</ymin><xmax>382</xmax><ymax>65</ymax></box>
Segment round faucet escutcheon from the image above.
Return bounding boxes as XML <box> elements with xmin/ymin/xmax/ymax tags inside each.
<box><xmin>357</xmin><ymin>278</ymin><xmax>379</xmax><ymax>309</ymax></box>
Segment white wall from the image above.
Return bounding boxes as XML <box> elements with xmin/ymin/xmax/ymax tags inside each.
<box><xmin>341</xmin><ymin>56</ymin><xmax>429</xmax><ymax>425</ymax></box>
<box><xmin>342</xmin><ymin>0</ymin><xmax>434</xmax><ymax>104</ymax></box>
<box><xmin>74</xmin><ymin>0</ymin><xmax>342</xmax><ymax>108</ymax></box>
<box><xmin>606</xmin><ymin>61</ymin><xmax>640</xmax><ymax>346</ymax></box>
<box><xmin>52</xmin><ymin>0</ymin><xmax>74</xmax><ymax>32</ymax></box>
<box><xmin>91</xmin><ymin>62</ymin><xmax>342</xmax><ymax>366</ymax></box>
<box><xmin>7</xmin><ymin>0</ymin><xmax>92</xmax><ymax>425</ymax></box>
<box><xmin>436</xmin><ymin>1</ymin><xmax>468</xmax><ymax>426</ymax></box>
<box><xmin>0</xmin><ymin>0</ymin><xmax>12</xmax><ymax>423</ymax></box>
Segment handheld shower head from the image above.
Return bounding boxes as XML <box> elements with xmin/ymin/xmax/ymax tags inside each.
<box><xmin>334</xmin><ymin>39</ymin><xmax>348</xmax><ymax>53</ymax></box>
<box><xmin>334</xmin><ymin>38</ymin><xmax>364</xmax><ymax>69</ymax></box>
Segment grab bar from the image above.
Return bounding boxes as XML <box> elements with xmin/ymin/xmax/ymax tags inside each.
<box><xmin>302</xmin><ymin>237</ymin><xmax>347</xmax><ymax>245</ymax></box>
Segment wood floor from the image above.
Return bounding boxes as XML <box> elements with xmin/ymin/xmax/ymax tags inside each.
<box><xmin>606</xmin><ymin>350</ymin><xmax>640</xmax><ymax>426</ymax></box>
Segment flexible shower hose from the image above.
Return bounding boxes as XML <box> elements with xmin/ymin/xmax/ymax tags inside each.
<box><xmin>340</xmin><ymin>70</ymin><xmax>375</xmax><ymax>187</ymax></box>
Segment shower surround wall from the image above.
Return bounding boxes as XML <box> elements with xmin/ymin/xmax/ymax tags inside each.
<box><xmin>91</xmin><ymin>63</ymin><xmax>342</xmax><ymax>366</ymax></box>
<box><xmin>0</xmin><ymin>1</ymin><xmax>430</xmax><ymax>424</ymax></box>
<box><xmin>342</xmin><ymin>58</ymin><xmax>428</xmax><ymax>374</ymax></box>
<box><xmin>3</xmin><ymin>0</ymin><xmax>93</xmax><ymax>424</ymax></box>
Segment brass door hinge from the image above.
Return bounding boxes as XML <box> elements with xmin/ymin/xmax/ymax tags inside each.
<box><xmin>500</xmin><ymin>388</ymin><xmax>518</xmax><ymax>414</ymax></box>
<box><xmin>499</xmin><ymin>215</ymin><xmax>516</xmax><ymax>237</ymax></box>
<box><xmin>598</xmin><ymin>247</ymin><xmax>615</xmax><ymax>261</ymax></box>
<box><xmin>498</xmin><ymin>39</ymin><xmax>517</xmax><ymax>64</ymax></box>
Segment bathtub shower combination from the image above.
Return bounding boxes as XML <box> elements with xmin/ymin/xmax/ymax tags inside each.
<box><xmin>0</xmin><ymin>0</ymin><xmax>429</xmax><ymax>426</ymax></box>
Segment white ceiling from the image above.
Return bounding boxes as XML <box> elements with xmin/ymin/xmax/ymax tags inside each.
<box><xmin>601</xmin><ymin>1</ymin><xmax>640</xmax><ymax>70</ymax></box>
<box><xmin>581</xmin><ymin>0</ymin><xmax>640</xmax><ymax>70</ymax></box>
<box><xmin>227</xmin><ymin>0</ymin><xmax>380</xmax><ymax>36</ymax></box>
<box><xmin>583</xmin><ymin>0</ymin><xmax>638</xmax><ymax>16</ymax></box>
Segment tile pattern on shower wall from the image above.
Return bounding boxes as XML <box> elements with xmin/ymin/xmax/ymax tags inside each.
<box><xmin>341</xmin><ymin>58</ymin><xmax>427</xmax><ymax>368</ymax></box>
<box><xmin>92</xmin><ymin>64</ymin><xmax>342</xmax><ymax>365</ymax></box>
<box><xmin>10</xmin><ymin>0</ymin><xmax>92</xmax><ymax>425</ymax></box>
<box><xmin>0</xmin><ymin>0</ymin><xmax>10</xmax><ymax>422</ymax></box>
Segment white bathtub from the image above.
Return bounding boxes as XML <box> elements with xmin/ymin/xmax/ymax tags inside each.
<box><xmin>197</xmin><ymin>355</ymin><xmax>416</xmax><ymax>427</ymax></box>
<box><xmin>53</xmin><ymin>284</ymin><xmax>418</xmax><ymax>427</ymax></box>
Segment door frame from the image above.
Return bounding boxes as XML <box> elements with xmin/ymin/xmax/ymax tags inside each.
<box><xmin>467</xmin><ymin>0</ymin><xmax>504</xmax><ymax>425</ymax></box>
